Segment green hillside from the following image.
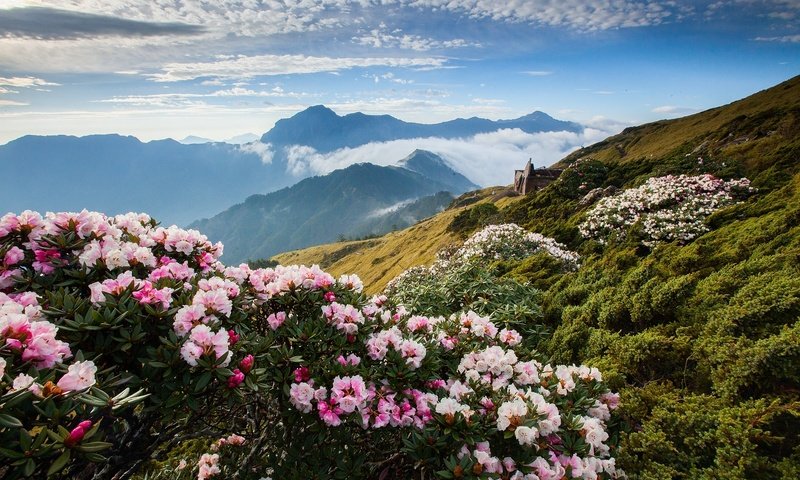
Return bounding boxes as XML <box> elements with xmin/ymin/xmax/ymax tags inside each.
<box><xmin>275</xmin><ymin>75</ymin><xmax>800</xmax><ymax>478</ymax></box>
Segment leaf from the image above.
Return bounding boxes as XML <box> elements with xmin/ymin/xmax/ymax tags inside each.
<box><xmin>23</xmin><ymin>458</ymin><xmax>35</xmax><ymax>476</ymax></box>
<box><xmin>47</xmin><ymin>450</ymin><xmax>71</xmax><ymax>476</ymax></box>
<box><xmin>75</xmin><ymin>441</ymin><xmax>113</xmax><ymax>453</ymax></box>
<box><xmin>0</xmin><ymin>413</ymin><xmax>23</xmax><ymax>428</ymax></box>
<box><xmin>194</xmin><ymin>371</ymin><xmax>212</xmax><ymax>392</ymax></box>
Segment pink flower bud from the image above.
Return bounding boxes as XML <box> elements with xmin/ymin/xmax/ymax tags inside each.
<box><xmin>239</xmin><ymin>354</ymin><xmax>254</xmax><ymax>374</ymax></box>
<box><xmin>64</xmin><ymin>420</ymin><xmax>92</xmax><ymax>447</ymax></box>
<box><xmin>227</xmin><ymin>369</ymin><xmax>245</xmax><ymax>388</ymax></box>
<box><xmin>293</xmin><ymin>366</ymin><xmax>310</xmax><ymax>383</ymax></box>
<box><xmin>228</xmin><ymin>329</ymin><xmax>240</xmax><ymax>346</ymax></box>
<box><xmin>346</xmin><ymin>334</ymin><xmax>356</xmax><ymax>344</ymax></box>
<box><xmin>324</xmin><ymin>291</ymin><xmax>336</xmax><ymax>302</ymax></box>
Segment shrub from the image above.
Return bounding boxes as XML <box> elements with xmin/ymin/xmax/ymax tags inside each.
<box><xmin>579</xmin><ymin>174</ymin><xmax>755</xmax><ymax>246</ymax></box>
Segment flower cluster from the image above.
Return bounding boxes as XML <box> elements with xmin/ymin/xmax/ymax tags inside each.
<box><xmin>386</xmin><ymin>224</ymin><xmax>579</xmax><ymax>299</ymax></box>
<box><xmin>579</xmin><ymin>174</ymin><xmax>754</xmax><ymax>246</ymax></box>
<box><xmin>447</xmin><ymin>223</ymin><xmax>580</xmax><ymax>270</ymax></box>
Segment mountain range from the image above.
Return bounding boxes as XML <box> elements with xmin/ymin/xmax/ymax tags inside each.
<box><xmin>260</xmin><ymin>105</ymin><xmax>582</xmax><ymax>156</ymax></box>
<box><xmin>190</xmin><ymin>150</ymin><xmax>477</xmax><ymax>264</ymax></box>
<box><xmin>0</xmin><ymin>106</ymin><xmax>580</xmax><ymax>226</ymax></box>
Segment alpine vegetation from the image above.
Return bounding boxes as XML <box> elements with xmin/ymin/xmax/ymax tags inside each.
<box><xmin>0</xmin><ymin>210</ymin><xmax>620</xmax><ymax>479</ymax></box>
<box><xmin>578</xmin><ymin>174</ymin><xmax>754</xmax><ymax>246</ymax></box>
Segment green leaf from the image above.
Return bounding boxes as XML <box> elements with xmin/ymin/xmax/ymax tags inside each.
<box><xmin>75</xmin><ymin>441</ymin><xmax>113</xmax><ymax>453</ymax></box>
<box><xmin>194</xmin><ymin>371</ymin><xmax>212</xmax><ymax>392</ymax></box>
<box><xmin>47</xmin><ymin>450</ymin><xmax>71</xmax><ymax>476</ymax></box>
<box><xmin>0</xmin><ymin>413</ymin><xmax>23</xmax><ymax>428</ymax></box>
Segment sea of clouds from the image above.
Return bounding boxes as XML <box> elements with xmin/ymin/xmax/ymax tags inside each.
<box><xmin>242</xmin><ymin>118</ymin><xmax>628</xmax><ymax>186</ymax></box>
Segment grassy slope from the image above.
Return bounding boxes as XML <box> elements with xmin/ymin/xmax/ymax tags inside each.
<box><xmin>275</xmin><ymin>75</ymin><xmax>800</xmax><ymax>478</ymax></box>
<box><xmin>274</xmin><ymin>188</ymin><xmax>525</xmax><ymax>293</ymax></box>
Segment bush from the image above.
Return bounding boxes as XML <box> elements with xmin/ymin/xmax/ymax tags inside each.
<box><xmin>0</xmin><ymin>211</ymin><xmax>623</xmax><ymax>479</ymax></box>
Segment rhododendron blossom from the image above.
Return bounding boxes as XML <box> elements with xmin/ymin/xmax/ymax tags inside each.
<box><xmin>56</xmin><ymin>360</ymin><xmax>97</xmax><ymax>392</ymax></box>
<box><xmin>580</xmin><ymin>174</ymin><xmax>754</xmax><ymax>246</ymax></box>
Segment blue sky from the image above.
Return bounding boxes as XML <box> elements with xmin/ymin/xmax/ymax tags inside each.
<box><xmin>0</xmin><ymin>0</ymin><xmax>798</xmax><ymax>144</ymax></box>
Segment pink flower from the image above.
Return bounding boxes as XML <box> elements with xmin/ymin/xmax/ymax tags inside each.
<box><xmin>132</xmin><ymin>281</ymin><xmax>173</xmax><ymax>309</ymax></box>
<box><xmin>239</xmin><ymin>354</ymin><xmax>254</xmax><ymax>374</ymax></box>
<box><xmin>227</xmin><ymin>369</ymin><xmax>245</xmax><ymax>388</ymax></box>
<box><xmin>318</xmin><ymin>399</ymin><xmax>343</xmax><ymax>426</ymax></box>
<box><xmin>267</xmin><ymin>311</ymin><xmax>286</xmax><ymax>330</ymax></box>
<box><xmin>228</xmin><ymin>329</ymin><xmax>240</xmax><ymax>346</ymax></box>
<box><xmin>57</xmin><ymin>360</ymin><xmax>97</xmax><ymax>392</ymax></box>
<box><xmin>180</xmin><ymin>325</ymin><xmax>230</xmax><ymax>367</ymax></box>
<box><xmin>64</xmin><ymin>420</ymin><xmax>92</xmax><ymax>447</ymax></box>
<box><xmin>3</xmin><ymin>247</ymin><xmax>24</xmax><ymax>266</ymax></box>
<box><xmin>293</xmin><ymin>366</ymin><xmax>310</xmax><ymax>383</ymax></box>
<box><xmin>173</xmin><ymin>304</ymin><xmax>208</xmax><ymax>337</ymax></box>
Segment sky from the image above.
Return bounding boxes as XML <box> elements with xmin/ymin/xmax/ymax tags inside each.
<box><xmin>0</xmin><ymin>0</ymin><xmax>798</xmax><ymax>146</ymax></box>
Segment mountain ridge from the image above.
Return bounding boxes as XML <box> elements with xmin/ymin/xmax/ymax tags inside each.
<box><xmin>190</xmin><ymin>150</ymin><xmax>476</xmax><ymax>264</ymax></box>
<box><xmin>261</xmin><ymin>105</ymin><xmax>582</xmax><ymax>155</ymax></box>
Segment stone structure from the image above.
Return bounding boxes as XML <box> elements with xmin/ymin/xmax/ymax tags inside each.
<box><xmin>513</xmin><ymin>159</ymin><xmax>563</xmax><ymax>194</ymax></box>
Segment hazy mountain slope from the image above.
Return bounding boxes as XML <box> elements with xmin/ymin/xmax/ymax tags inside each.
<box><xmin>261</xmin><ymin>105</ymin><xmax>582</xmax><ymax>155</ymax></box>
<box><xmin>0</xmin><ymin>134</ymin><xmax>290</xmax><ymax>226</ymax></box>
<box><xmin>273</xmin><ymin>187</ymin><xmax>523</xmax><ymax>292</ymax></box>
<box><xmin>191</xmin><ymin>157</ymin><xmax>474</xmax><ymax>264</ymax></box>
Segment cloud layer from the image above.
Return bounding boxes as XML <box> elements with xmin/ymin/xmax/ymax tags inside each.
<box><xmin>0</xmin><ymin>7</ymin><xmax>205</xmax><ymax>40</ymax></box>
<box><xmin>273</xmin><ymin>125</ymin><xmax>623</xmax><ymax>186</ymax></box>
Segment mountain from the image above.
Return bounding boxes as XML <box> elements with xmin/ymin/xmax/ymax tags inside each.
<box><xmin>190</xmin><ymin>151</ymin><xmax>475</xmax><ymax>264</ymax></box>
<box><xmin>260</xmin><ymin>105</ymin><xmax>582</xmax><ymax>155</ymax></box>
<box><xmin>0</xmin><ymin>134</ymin><xmax>292</xmax><ymax>226</ymax></box>
<box><xmin>225</xmin><ymin>133</ymin><xmax>260</xmax><ymax>144</ymax></box>
<box><xmin>178</xmin><ymin>135</ymin><xmax>214</xmax><ymax>144</ymax></box>
<box><xmin>273</xmin><ymin>76</ymin><xmax>800</xmax><ymax>479</ymax></box>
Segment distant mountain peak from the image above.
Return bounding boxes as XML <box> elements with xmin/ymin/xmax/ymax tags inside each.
<box><xmin>261</xmin><ymin>106</ymin><xmax>582</xmax><ymax>155</ymax></box>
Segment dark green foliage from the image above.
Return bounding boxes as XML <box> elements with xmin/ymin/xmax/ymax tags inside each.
<box><xmin>446</xmin><ymin>203</ymin><xmax>500</xmax><ymax>237</ymax></box>
<box><xmin>553</xmin><ymin>158</ymin><xmax>608</xmax><ymax>199</ymax></box>
<box><xmin>488</xmin><ymin>77</ymin><xmax>800</xmax><ymax>478</ymax></box>
<box><xmin>247</xmin><ymin>258</ymin><xmax>278</xmax><ymax>269</ymax></box>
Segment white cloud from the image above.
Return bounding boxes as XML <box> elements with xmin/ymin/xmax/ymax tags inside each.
<box><xmin>521</xmin><ymin>70</ymin><xmax>554</xmax><ymax>76</ymax></box>
<box><xmin>147</xmin><ymin>53</ymin><xmax>448</xmax><ymax>82</ymax></box>
<box><xmin>239</xmin><ymin>141</ymin><xmax>274</xmax><ymax>164</ymax></box>
<box><xmin>277</xmin><ymin>125</ymin><xmax>621</xmax><ymax>185</ymax></box>
<box><xmin>95</xmin><ymin>87</ymin><xmax>315</xmax><ymax>107</ymax></box>
<box><xmin>0</xmin><ymin>76</ymin><xmax>59</xmax><ymax>87</ymax></box>
<box><xmin>652</xmin><ymin>105</ymin><xmax>698</xmax><ymax>115</ymax></box>
<box><xmin>352</xmin><ymin>22</ymin><xmax>478</xmax><ymax>51</ymax></box>
<box><xmin>402</xmin><ymin>0</ymin><xmax>683</xmax><ymax>31</ymax></box>
<box><xmin>0</xmin><ymin>99</ymin><xmax>28</xmax><ymax>106</ymax></box>
<box><xmin>472</xmin><ymin>98</ymin><xmax>505</xmax><ymax>105</ymax></box>
<box><xmin>754</xmin><ymin>34</ymin><xmax>800</xmax><ymax>43</ymax></box>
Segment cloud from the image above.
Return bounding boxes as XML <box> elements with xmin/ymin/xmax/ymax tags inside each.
<box><xmin>0</xmin><ymin>7</ymin><xmax>205</xmax><ymax>40</ymax></box>
<box><xmin>472</xmin><ymin>98</ymin><xmax>506</xmax><ymax>105</ymax></box>
<box><xmin>352</xmin><ymin>22</ymin><xmax>478</xmax><ymax>51</ymax></box>
<box><xmin>147</xmin><ymin>53</ymin><xmax>448</xmax><ymax>82</ymax></box>
<box><xmin>0</xmin><ymin>76</ymin><xmax>58</xmax><ymax>87</ymax></box>
<box><xmin>403</xmin><ymin>0</ymin><xmax>683</xmax><ymax>31</ymax></box>
<box><xmin>277</xmin><ymin>125</ymin><xmax>622</xmax><ymax>185</ymax></box>
<box><xmin>95</xmin><ymin>86</ymin><xmax>314</xmax><ymax>107</ymax></box>
<box><xmin>0</xmin><ymin>99</ymin><xmax>28</xmax><ymax>106</ymax></box>
<box><xmin>652</xmin><ymin>105</ymin><xmax>698</xmax><ymax>115</ymax></box>
<box><xmin>239</xmin><ymin>141</ymin><xmax>274</xmax><ymax>165</ymax></box>
<box><xmin>521</xmin><ymin>71</ymin><xmax>554</xmax><ymax>76</ymax></box>
<box><xmin>754</xmin><ymin>34</ymin><xmax>800</xmax><ymax>43</ymax></box>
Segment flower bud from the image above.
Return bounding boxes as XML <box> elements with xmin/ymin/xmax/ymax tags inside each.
<box><xmin>238</xmin><ymin>354</ymin><xmax>254</xmax><ymax>374</ymax></box>
<box><xmin>293</xmin><ymin>366</ymin><xmax>310</xmax><ymax>383</ymax></box>
<box><xmin>64</xmin><ymin>420</ymin><xmax>92</xmax><ymax>447</ymax></box>
<box><xmin>324</xmin><ymin>291</ymin><xmax>336</xmax><ymax>303</ymax></box>
<box><xmin>228</xmin><ymin>329</ymin><xmax>240</xmax><ymax>346</ymax></box>
<box><xmin>227</xmin><ymin>369</ymin><xmax>245</xmax><ymax>388</ymax></box>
